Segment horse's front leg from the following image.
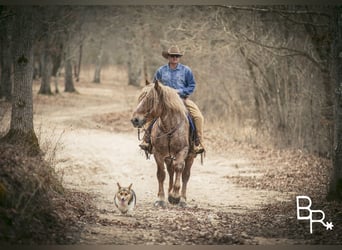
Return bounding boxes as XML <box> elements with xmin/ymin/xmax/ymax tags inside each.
<box><xmin>154</xmin><ymin>154</ymin><xmax>167</xmax><ymax>208</ymax></box>
<box><xmin>180</xmin><ymin>155</ymin><xmax>195</xmax><ymax>207</ymax></box>
<box><xmin>168</xmin><ymin>149</ymin><xmax>188</xmax><ymax>205</ymax></box>
<box><xmin>165</xmin><ymin>158</ymin><xmax>174</xmax><ymax>194</ymax></box>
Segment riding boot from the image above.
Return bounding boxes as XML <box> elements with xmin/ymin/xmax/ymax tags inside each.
<box><xmin>194</xmin><ymin>136</ymin><xmax>205</xmax><ymax>154</ymax></box>
<box><xmin>192</xmin><ymin>118</ymin><xmax>205</xmax><ymax>154</ymax></box>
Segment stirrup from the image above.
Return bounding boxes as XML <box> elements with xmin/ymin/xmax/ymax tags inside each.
<box><xmin>139</xmin><ymin>142</ymin><xmax>150</xmax><ymax>151</ymax></box>
<box><xmin>139</xmin><ymin>141</ymin><xmax>152</xmax><ymax>155</ymax></box>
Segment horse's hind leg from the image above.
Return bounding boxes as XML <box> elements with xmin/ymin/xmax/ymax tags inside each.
<box><xmin>154</xmin><ymin>154</ymin><xmax>167</xmax><ymax>208</ymax></box>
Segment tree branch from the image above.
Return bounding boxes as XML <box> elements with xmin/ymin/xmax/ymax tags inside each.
<box><xmin>278</xmin><ymin>12</ymin><xmax>329</xmax><ymax>27</ymax></box>
<box><xmin>0</xmin><ymin>14</ymin><xmax>13</xmax><ymax>21</ymax></box>
<box><xmin>218</xmin><ymin>5</ymin><xmax>331</xmax><ymax>18</ymax></box>
<box><xmin>238</xmin><ymin>32</ymin><xmax>324</xmax><ymax>71</ymax></box>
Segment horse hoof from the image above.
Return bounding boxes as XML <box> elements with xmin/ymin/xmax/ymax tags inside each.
<box><xmin>154</xmin><ymin>200</ymin><xmax>166</xmax><ymax>208</ymax></box>
<box><xmin>168</xmin><ymin>196</ymin><xmax>180</xmax><ymax>204</ymax></box>
<box><xmin>179</xmin><ymin>201</ymin><xmax>187</xmax><ymax>208</ymax></box>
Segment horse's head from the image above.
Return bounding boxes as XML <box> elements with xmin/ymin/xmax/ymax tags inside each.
<box><xmin>131</xmin><ymin>80</ymin><xmax>161</xmax><ymax>128</ymax></box>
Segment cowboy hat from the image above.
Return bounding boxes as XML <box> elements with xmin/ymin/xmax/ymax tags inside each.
<box><xmin>162</xmin><ymin>45</ymin><xmax>184</xmax><ymax>59</ymax></box>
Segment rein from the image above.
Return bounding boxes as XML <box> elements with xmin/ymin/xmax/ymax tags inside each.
<box><xmin>138</xmin><ymin>128</ymin><xmax>142</xmax><ymax>141</ymax></box>
<box><xmin>156</xmin><ymin>119</ymin><xmax>183</xmax><ymax>139</ymax></box>
<box><xmin>136</xmin><ymin>120</ymin><xmax>183</xmax><ymax>160</ymax></box>
<box><xmin>137</xmin><ymin>111</ymin><xmax>154</xmax><ymax>141</ymax></box>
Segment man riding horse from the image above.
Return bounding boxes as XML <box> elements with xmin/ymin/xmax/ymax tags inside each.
<box><xmin>139</xmin><ymin>45</ymin><xmax>206</xmax><ymax>155</ymax></box>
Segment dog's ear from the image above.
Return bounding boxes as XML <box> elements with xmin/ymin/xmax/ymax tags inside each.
<box><xmin>117</xmin><ymin>182</ymin><xmax>121</xmax><ymax>189</ymax></box>
<box><xmin>128</xmin><ymin>183</ymin><xmax>133</xmax><ymax>190</ymax></box>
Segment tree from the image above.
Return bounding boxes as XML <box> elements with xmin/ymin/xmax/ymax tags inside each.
<box><xmin>37</xmin><ymin>7</ymin><xmax>57</xmax><ymax>95</ymax></box>
<box><xmin>119</xmin><ymin>7</ymin><xmax>146</xmax><ymax>87</ymax></box>
<box><xmin>36</xmin><ymin>6</ymin><xmax>77</xmax><ymax>94</ymax></box>
<box><xmin>73</xmin><ymin>13</ymin><xmax>85</xmax><ymax>83</ymax></box>
<box><xmin>211</xmin><ymin>5</ymin><xmax>341</xmax><ymax>200</ymax></box>
<box><xmin>88</xmin><ymin>6</ymin><xmax>119</xmax><ymax>84</ymax></box>
<box><xmin>62</xmin><ymin>7</ymin><xmax>78</xmax><ymax>93</ymax></box>
<box><xmin>93</xmin><ymin>36</ymin><xmax>104</xmax><ymax>84</ymax></box>
<box><xmin>51</xmin><ymin>42</ymin><xmax>63</xmax><ymax>94</ymax></box>
<box><xmin>64</xmin><ymin>42</ymin><xmax>76</xmax><ymax>93</ymax></box>
<box><xmin>38</xmin><ymin>32</ymin><xmax>53</xmax><ymax>95</ymax></box>
<box><xmin>329</xmin><ymin>6</ymin><xmax>342</xmax><ymax>200</ymax></box>
<box><xmin>0</xmin><ymin>7</ymin><xmax>13</xmax><ymax>101</ymax></box>
<box><xmin>1</xmin><ymin>6</ymin><xmax>40</xmax><ymax>155</ymax></box>
<box><xmin>75</xmin><ymin>41</ymin><xmax>83</xmax><ymax>82</ymax></box>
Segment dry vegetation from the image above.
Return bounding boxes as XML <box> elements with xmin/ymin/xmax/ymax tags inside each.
<box><xmin>0</xmin><ymin>5</ymin><xmax>341</xmax><ymax>244</ymax></box>
<box><xmin>0</xmin><ymin>142</ymin><xmax>96</xmax><ymax>244</ymax></box>
<box><xmin>1</xmin><ymin>70</ymin><xmax>341</xmax><ymax>244</ymax></box>
<box><xmin>0</xmin><ymin>110</ymin><xmax>97</xmax><ymax>244</ymax></box>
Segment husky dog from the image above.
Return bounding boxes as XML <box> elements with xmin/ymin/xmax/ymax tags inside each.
<box><xmin>114</xmin><ymin>182</ymin><xmax>136</xmax><ymax>214</ymax></box>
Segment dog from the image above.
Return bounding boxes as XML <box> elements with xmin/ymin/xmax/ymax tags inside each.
<box><xmin>114</xmin><ymin>182</ymin><xmax>136</xmax><ymax>214</ymax></box>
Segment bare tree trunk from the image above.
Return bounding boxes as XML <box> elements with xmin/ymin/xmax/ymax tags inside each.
<box><xmin>0</xmin><ymin>12</ymin><xmax>13</xmax><ymax>101</ymax></box>
<box><xmin>64</xmin><ymin>44</ymin><xmax>76</xmax><ymax>92</ymax></box>
<box><xmin>0</xmin><ymin>36</ymin><xmax>2</xmax><ymax>97</ymax></box>
<box><xmin>93</xmin><ymin>38</ymin><xmax>103</xmax><ymax>84</ymax></box>
<box><xmin>329</xmin><ymin>6</ymin><xmax>342</xmax><ymax>200</ymax></box>
<box><xmin>239</xmin><ymin>47</ymin><xmax>264</xmax><ymax>129</ymax></box>
<box><xmin>54</xmin><ymin>67</ymin><xmax>61</xmax><ymax>94</ymax></box>
<box><xmin>38</xmin><ymin>34</ymin><xmax>53</xmax><ymax>95</ymax></box>
<box><xmin>304</xmin><ymin>9</ymin><xmax>335</xmax><ymax>154</ymax></box>
<box><xmin>127</xmin><ymin>44</ymin><xmax>143</xmax><ymax>87</ymax></box>
<box><xmin>1</xmin><ymin>6</ymin><xmax>40</xmax><ymax>155</ymax></box>
<box><xmin>76</xmin><ymin>43</ymin><xmax>83</xmax><ymax>82</ymax></box>
<box><xmin>51</xmin><ymin>43</ymin><xmax>63</xmax><ymax>94</ymax></box>
<box><xmin>73</xmin><ymin>61</ymin><xmax>77</xmax><ymax>78</ymax></box>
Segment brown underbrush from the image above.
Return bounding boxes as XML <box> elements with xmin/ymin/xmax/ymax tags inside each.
<box><xmin>0</xmin><ymin>141</ymin><xmax>97</xmax><ymax>244</ymax></box>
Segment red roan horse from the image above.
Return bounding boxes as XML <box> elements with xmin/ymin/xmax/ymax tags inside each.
<box><xmin>131</xmin><ymin>80</ymin><xmax>196</xmax><ymax>208</ymax></box>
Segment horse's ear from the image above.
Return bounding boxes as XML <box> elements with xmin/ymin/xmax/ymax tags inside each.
<box><xmin>145</xmin><ymin>80</ymin><xmax>150</xmax><ymax>86</ymax></box>
<box><xmin>154</xmin><ymin>79</ymin><xmax>161</xmax><ymax>91</ymax></box>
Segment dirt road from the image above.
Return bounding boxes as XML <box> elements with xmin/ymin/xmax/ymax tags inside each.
<box><xmin>33</xmin><ymin>75</ymin><xmax>302</xmax><ymax>244</ymax></box>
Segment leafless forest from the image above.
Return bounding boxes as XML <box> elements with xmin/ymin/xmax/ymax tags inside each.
<box><xmin>0</xmin><ymin>5</ymin><xmax>342</xmax><ymax>244</ymax></box>
<box><xmin>42</xmin><ymin>5</ymin><xmax>334</xmax><ymax>155</ymax></box>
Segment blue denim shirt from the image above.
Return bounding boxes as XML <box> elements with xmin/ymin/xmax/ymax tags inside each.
<box><xmin>153</xmin><ymin>63</ymin><xmax>196</xmax><ymax>98</ymax></box>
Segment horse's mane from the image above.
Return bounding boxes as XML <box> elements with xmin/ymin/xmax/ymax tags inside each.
<box><xmin>139</xmin><ymin>82</ymin><xmax>188</xmax><ymax>119</ymax></box>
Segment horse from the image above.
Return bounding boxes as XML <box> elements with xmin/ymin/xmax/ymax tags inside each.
<box><xmin>131</xmin><ymin>80</ymin><xmax>196</xmax><ymax>208</ymax></box>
